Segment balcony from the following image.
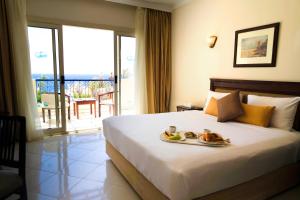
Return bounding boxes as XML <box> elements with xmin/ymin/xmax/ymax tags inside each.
<box><xmin>33</xmin><ymin>78</ymin><xmax>114</xmax><ymax>132</ymax></box>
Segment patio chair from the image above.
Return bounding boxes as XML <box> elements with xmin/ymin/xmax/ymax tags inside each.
<box><xmin>98</xmin><ymin>91</ymin><xmax>114</xmax><ymax>117</ymax></box>
<box><xmin>0</xmin><ymin>116</ymin><xmax>27</xmax><ymax>200</ymax></box>
<box><xmin>41</xmin><ymin>93</ymin><xmax>71</xmax><ymax>122</ymax></box>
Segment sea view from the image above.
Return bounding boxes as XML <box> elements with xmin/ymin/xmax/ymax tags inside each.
<box><xmin>32</xmin><ymin>73</ymin><xmax>112</xmax><ymax>80</ymax></box>
<box><xmin>32</xmin><ymin>74</ymin><xmax>114</xmax><ymax>96</ymax></box>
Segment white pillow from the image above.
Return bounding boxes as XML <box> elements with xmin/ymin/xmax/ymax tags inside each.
<box><xmin>203</xmin><ymin>91</ymin><xmax>230</xmax><ymax>111</ymax></box>
<box><xmin>247</xmin><ymin>95</ymin><xmax>300</xmax><ymax>130</ymax></box>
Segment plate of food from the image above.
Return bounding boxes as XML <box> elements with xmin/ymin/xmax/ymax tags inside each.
<box><xmin>198</xmin><ymin>131</ymin><xmax>230</xmax><ymax>146</ymax></box>
<box><xmin>184</xmin><ymin>131</ymin><xmax>198</xmax><ymax>139</ymax></box>
<box><xmin>161</xmin><ymin>131</ymin><xmax>186</xmax><ymax>142</ymax></box>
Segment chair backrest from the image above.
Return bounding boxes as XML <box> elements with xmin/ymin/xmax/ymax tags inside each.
<box><xmin>0</xmin><ymin>116</ymin><xmax>26</xmax><ymax>177</ymax></box>
<box><xmin>99</xmin><ymin>91</ymin><xmax>114</xmax><ymax>102</ymax></box>
<box><xmin>41</xmin><ymin>93</ymin><xmax>70</xmax><ymax>107</ymax></box>
<box><xmin>41</xmin><ymin>93</ymin><xmax>58</xmax><ymax>107</ymax></box>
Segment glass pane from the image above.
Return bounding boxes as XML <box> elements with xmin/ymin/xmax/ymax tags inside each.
<box><xmin>120</xmin><ymin>36</ymin><xmax>136</xmax><ymax>115</ymax></box>
<box><xmin>63</xmin><ymin>25</ymin><xmax>115</xmax><ymax>131</ymax></box>
<box><xmin>28</xmin><ymin>27</ymin><xmax>62</xmax><ymax>129</ymax></box>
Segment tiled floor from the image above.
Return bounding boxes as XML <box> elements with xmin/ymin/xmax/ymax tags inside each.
<box><xmin>17</xmin><ymin>132</ymin><xmax>300</xmax><ymax>200</ymax></box>
<box><xmin>25</xmin><ymin>132</ymin><xmax>140</xmax><ymax>200</ymax></box>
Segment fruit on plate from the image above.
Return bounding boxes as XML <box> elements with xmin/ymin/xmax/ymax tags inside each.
<box><xmin>169</xmin><ymin>134</ymin><xmax>181</xmax><ymax>140</ymax></box>
<box><xmin>184</xmin><ymin>131</ymin><xmax>197</xmax><ymax>139</ymax></box>
<box><xmin>164</xmin><ymin>131</ymin><xmax>182</xmax><ymax>140</ymax></box>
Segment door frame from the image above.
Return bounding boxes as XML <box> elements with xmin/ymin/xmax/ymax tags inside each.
<box><xmin>114</xmin><ymin>33</ymin><xmax>136</xmax><ymax>116</ymax></box>
<box><xmin>28</xmin><ymin>20</ymin><xmax>135</xmax><ymax>134</ymax></box>
<box><xmin>28</xmin><ymin>22</ymin><xmax>67</xmax><ymax>135</ymax></box>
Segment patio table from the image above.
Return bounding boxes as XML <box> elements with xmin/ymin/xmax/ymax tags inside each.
<box><xmin>73</xmin><ymin>98</ymin><xmax>96</xmax><ymax>119</ymax></box>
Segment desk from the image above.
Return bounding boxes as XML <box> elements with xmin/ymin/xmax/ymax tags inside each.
<box><xmin>73</xmin><ymin>98</ymin><xmax>96</xmax><ymax>119</ymax></box>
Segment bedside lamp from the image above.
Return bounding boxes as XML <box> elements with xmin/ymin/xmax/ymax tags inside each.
<box><xmin>208</xmin><ymin>36</ymin><xmax>218</xmax><ymax>48</ymax></box>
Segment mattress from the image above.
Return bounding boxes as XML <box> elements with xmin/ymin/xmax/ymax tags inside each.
<box><xmin>103</xmin><ymin>111</ymin><xmax>300</xmax><ymax>200</ymax></box>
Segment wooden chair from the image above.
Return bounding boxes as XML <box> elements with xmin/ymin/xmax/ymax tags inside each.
<box><xmin>41</xmin><ymin>93</ymin><xmax>71</xmax><ymax>122</ymax></box>
<box><xmin>98</xmin><ymin>91</ymin><xmax>114</xmax><ymax>117</ymax></box>
<box><xmin>0</xmin><ymin>116</ymin><xmax>27</xmax><ymax>200</ymax></box>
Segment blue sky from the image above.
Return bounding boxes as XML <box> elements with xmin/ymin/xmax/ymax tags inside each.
<box><xmin>28</xmin><ymin>26</ymin><xmax>135</xmax><ymax>76</ymax></box>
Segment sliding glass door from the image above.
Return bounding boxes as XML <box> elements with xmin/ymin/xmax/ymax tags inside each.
<box><xmin>62</xmin><ymin>25</ymin><xmax>115</xmax><ymax>131</ymax></box>
<box><xmin>116</xmin><ymin>35</ymin><xmax>136</xmax><ymax>115</ymax></box>
<box><xmin>28</xmin><ymin>25</ymin><xmax>66</xmax><ymax>134</ymax></box>
<box><xmin>28</xmin><ymin>22</ymin><xmax>136</xmax><ymax>134</ymax></box>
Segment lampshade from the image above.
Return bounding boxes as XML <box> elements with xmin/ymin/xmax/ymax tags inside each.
<box><xmin>208</xmin><ymin>36</ymin><xmax>217</xmax><ymax>48</ymax></box>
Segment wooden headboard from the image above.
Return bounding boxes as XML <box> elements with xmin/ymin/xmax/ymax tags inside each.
<box><xmin>210</xmin><ymin>78</ymin><xmax>300</xmax><ymax>131</ymax></box>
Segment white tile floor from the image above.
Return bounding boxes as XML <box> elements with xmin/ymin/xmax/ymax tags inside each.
<box><xmin>22</xmin><ymin>132</ymin><xmax>300</xmax><ymax>200</ymax></box>
<box><xmin>25</xmin><ymin>132</ymin><xmax>140</xmax><ymax>200</ymax></box>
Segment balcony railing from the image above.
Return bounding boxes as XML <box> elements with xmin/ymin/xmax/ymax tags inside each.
<box><xmin>34</xmin><ymin>79</ymin><xmax>114</xmax><ymax>102</ymax></box>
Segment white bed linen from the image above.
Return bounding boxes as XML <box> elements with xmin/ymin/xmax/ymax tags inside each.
<box><xmin>103</xmin><ymin>111</ymin><xmax>300</xmax><ymax>200</ymax></box>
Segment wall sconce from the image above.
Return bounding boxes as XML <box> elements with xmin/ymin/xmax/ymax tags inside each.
<box><xmin>208</xmin><ymin>36</ymin><xmax>218</xmax><ymax>48</ymax></box>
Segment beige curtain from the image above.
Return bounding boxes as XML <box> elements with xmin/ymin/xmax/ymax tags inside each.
<box><xmin>145</xmin><ymin>9</ymin><xmax>172</xmax><ymax>113</ymax></box>
<box><xmin>0</xmin><ymin>0</ymin><xmax>42</xmax><ymax>141</ymax></box>
<box><xmin>134</xmin><ymin>8</ymin><xmax>148</xmax><ymax>114</ymax></box>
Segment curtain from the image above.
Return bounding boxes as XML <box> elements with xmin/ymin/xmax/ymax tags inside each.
<box><xmin>0</xmin><ymin>0</ymin><xmax>42</xmax><ymax>141</ymax></box>
<box><xmin>0</xmin><ymin>0</ymin><xmax>16</xmax><ymax>115</ymax></box>
<box><xmin>145</xmin><ymin>9</ymin><xmax>172</xmax><ymax>113</ymax></box>
<box><xmin>134</xmin><ymin>8</ymin><xmax>148</xmax><ymax>114</ymax></box>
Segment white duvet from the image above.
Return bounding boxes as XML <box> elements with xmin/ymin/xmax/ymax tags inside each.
<box><xmin>103</xmin><ymin>111</ymin><xmax>300</xmax><ymax>200</ymax></box>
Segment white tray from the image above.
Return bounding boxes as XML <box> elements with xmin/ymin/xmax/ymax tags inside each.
<box><xmin>160</xmin><ymin>132</ymin><xmax>230</xmax><ymax>147</ymax></box>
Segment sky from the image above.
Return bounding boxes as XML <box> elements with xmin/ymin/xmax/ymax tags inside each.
<box><xmin>28</xmin><ymin>26</ymin><xmax>135</xmax><ymax>76</ymax></box>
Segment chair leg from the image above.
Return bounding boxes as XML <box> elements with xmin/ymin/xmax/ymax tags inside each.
<box><xmin>20</xmin><ymin>185</ymin><xmax>27</xmax><ymax>200</ymax></box>
<box><xmin>68</xmin><ymin>107</ymin><xmax>70</xmax><ymax>120</ymax></box>
<box><xmin>99</xmin><ymin>104</ymin><xmax>101</xmax><ymax>117</ymax></box>
<box><xmin>76</xmin><ymin>104</ymin><xmax>79</xmax><ymax>119</ymax></box>
<box><xmin>42</xmin><ymin>109</ymin><xmax>45</xmax><ymax>123</ymax></box>
<box><xmin>73</xmin><ymin>103</ymin><xmax>76</xmax><ymax>116</ymax></box>
<box><xmin>48</xmin><ymin>109</ymin><xmax>51</xmax><ymax>121</ymax></box>
<box><xmin>94</xmin><ymin>102</ymin><xmax>96</xmax><ymax>118</ymax></box>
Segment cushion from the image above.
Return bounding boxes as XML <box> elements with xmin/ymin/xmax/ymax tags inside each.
<box><xmin>203</xmin><ymin>91</ymin><xmax>230</xmax><ymax>111</ymax></box>
<box><xmin>236</xmin><ymin>104</ymin><xmax>275</xmax><ymax>127</ymax></box>
<box><xmin>0</xmin><ymin>170</ymin><xmax>23</xmax><ymax>199</ymax></box>
<box><xmin>248</xmin><ymin>95</ymin><xmax>300</xmax><ymax>130</ymax></box>
<box><xmin>204</xmin><ymin>97</ymin><xmax>218</xmax><ymax>116</ymax></box>
<box><xmin>217</xmin><ymin>91</ymin><xmax>244</xmax><ymax>122</ymax></box>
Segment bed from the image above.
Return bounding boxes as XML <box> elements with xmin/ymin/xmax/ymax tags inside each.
<box><xmin>103</xmin><ymin>78</ymin><xmax>300</xmax><ymax>200</ymax></box>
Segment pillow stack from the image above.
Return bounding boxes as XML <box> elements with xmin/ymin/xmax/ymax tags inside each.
<box><xmin>204</xmin><ymin>90</ymin><xmax>277</xmax><ymax>127</ymax></box>
<box><xmin>247</xmin><ymin>95</ymin><xmax>300</xmax><ymax>130</ymax></box>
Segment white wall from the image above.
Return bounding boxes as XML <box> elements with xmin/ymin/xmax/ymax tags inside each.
<box><xmin>171</xmin><ymin>0</ymin><xmax>300</xmax><ymax>111</ymax></box>
<box><xmin>27</xmin><ymin>0</ymin><xmax>136</xmax><ymax>32</ymax></box>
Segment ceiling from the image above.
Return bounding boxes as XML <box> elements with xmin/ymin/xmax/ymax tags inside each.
<box><xmin>143</xmin><ymin>0</ymin><xmax>183</xmax><ymax>5</ymax></box>
<box><xmin>106</xmin><ymin>0</ymin><xmax>190</xmax><ymax>12</ymax></box>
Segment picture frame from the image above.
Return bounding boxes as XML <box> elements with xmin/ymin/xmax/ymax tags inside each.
<box><xmin>233</xmin><ymin>22</ymin><xmax>280</xmax><ymax>67</ymax></box>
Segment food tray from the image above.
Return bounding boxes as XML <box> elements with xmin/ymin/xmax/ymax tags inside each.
<box><xmin>160</xmin><ymin>132</ymin><xmax>230</xmax><ymax>147</ymax></box>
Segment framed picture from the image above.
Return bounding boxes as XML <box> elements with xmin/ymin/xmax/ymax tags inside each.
<box><xmin>233</xmin><ymin>22</ymin><xmax>280</xmax><ymax>67</ymax></box>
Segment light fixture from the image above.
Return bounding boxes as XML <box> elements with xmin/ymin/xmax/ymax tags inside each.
<box><xmin>208</xmin><ymin>36</ymin><xmax>218</xmax><ymax>48</ymax></box>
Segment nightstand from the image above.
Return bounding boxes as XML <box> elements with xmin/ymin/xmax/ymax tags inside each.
<box><xmin>176</xmin><ymin>105</ymin><xmax>203</xmax><ymax>112</ymax></box>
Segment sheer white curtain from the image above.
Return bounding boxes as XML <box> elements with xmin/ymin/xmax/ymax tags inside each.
<box><xmin>134</xmin><ymin>7</ymin><xmax>148</xmax><ymax>114</ymax></box>
<box><xmin>6</xmin><ymin>0</ymin><xmax>42</xmax><ymax>141</ymax></box>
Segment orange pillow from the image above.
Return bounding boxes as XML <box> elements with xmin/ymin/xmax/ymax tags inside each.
<box><xmin>205</xmin><ymin>97</ymin><xmax>218</xmax><ymax>116</ymax></box>
<box><xmin>235</xmin><ymin>103</ymin><xmax>275</xmax><ymax>127</ymax></box>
